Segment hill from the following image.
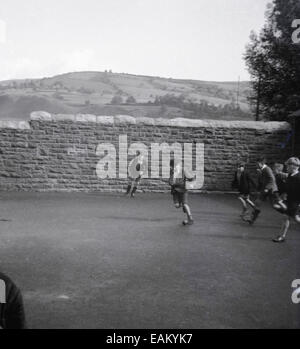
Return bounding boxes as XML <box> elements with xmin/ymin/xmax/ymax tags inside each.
<box><xmin>0</xmin><ymin>71</ymin><xmax>253</xmax><ymax>121</ymax></box>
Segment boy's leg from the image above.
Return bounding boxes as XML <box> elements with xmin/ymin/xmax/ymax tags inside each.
<box><xmin>125</xmin><ymin>183</ymin><xmax>131</xmax><ymax>195</ymax></box>
<box><xmin>245</xmin><ymin>196</ymin><xmax>257</xmax><ymax>210</ymax></box>
<box><xmin>248</xmin><ymin>192</ymin><xmax>262</xmax><ymax>224</ymax></box>
<box><xmin>173</xmin><ymin>191</ymin><xmax>181</xmax><ymax>209</ymax></box>
<box><xmin>273</xmin><ymin>216</ymin><xmax>290</xmax><ymax>242</ymax></box>
<box><xmin>295</xmin><ymin>205</ymin><xmax>300</xmax><ymax>223</ymax></box>
<box><xmin>182</xmin><ymin>193</ymin><xmax>193</xmax><ymax>225</ymax></box>
<box><xmin>272</xmin><ymin>192</ymin><xmax>287</xmax><ymax>210</ymax></box>
<box><xmin>273</xmin><ymin>202</ymin><xmax>300</xmax><ymax>242</ymax></box>
<box><xmin>131</xmin><ymin>176</ymin><xmax>142</xmax><ymax>197</ymax></box>
<box><xmin>131</xmin><ymin>178</ymin><xmax>140</xmax><ymax>197</ymax></box>
<box><xmin>239</xmin><ymin>194</ymin><xmax>257</xmax><ymax>219</ymax></box>
<box><xmin>238</xmin><ymin>195</ymin><xmax>248</xmax><ymax>215</ymax></box>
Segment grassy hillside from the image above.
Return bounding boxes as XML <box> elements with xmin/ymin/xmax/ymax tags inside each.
<box><xmin>0</xmin><ymin>71</ymin><xmax>253</xmax><ymax>121</ymax></box>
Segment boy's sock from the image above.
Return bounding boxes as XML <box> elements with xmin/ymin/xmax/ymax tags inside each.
<box><xmin>131</xmin><ymin>187</ymin><xmax>137</xmax><ymax>197</ymax></box>
<box><xmin>250</xmin><ymin>208</ymin><xmax>261</xmax><ymax>223</ymax></box>
<box><xmin>125</xmin><ymin>185</ymin><xmax>131</xmax><ymax>195</ymax></box>
<box><xmin>273</xmin><ymin>217</ymin><xmax>290</xmax><ymax>242</ymax></box>
<box><xmin>183</xmin><ymin>213</ymin><xmax>194</xmax><ymax>225</ymax></box>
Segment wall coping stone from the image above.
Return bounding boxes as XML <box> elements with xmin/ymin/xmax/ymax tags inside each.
<box><xmin>29</xmin><ymin>111</ymin><xmax>291</xmax><ymax>131</ymax></box>
<box><xmin>0</xmin><ymin>120</ymin><xmax>31</xmax><ymax>130</ymax></box>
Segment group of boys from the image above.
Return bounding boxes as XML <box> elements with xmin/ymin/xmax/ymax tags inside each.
<box><xmin>125</xmin><ymin>153</ymin><xmax>299</xmax><ymax>243</ymax></box>
<box><xmin>232</xmin><ymin>156</ymin><xmax>300</xmax><ymax>243</ymax></box>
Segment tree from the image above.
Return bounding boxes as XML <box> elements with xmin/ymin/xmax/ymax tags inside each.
<box><xmin>244</xmin><ymin>0</ymin><xmax>300</xmax><ymax>121</ymax></box>
<box><xmin>126</xmin><ymin>96</ymin><xmax>137</xmax><ymax>104</ymax></box>
<box><xmin>110</xmin><ymin>95</ymin><xmax>123</xmax><ymax>105</ymax></box>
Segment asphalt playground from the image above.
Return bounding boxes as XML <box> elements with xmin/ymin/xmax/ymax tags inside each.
<box><xmin>0</xmin><ymin>191</ymin><xmax>299</xmax><ymax>329</ymax></box>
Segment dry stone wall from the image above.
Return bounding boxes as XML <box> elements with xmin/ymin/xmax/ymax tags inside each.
<box><xmin>0</xmin><ymin>112</ymin><xmax>292</xmax><ymax>192</ymax></box>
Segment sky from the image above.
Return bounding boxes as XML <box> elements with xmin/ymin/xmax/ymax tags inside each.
<box><xmin>0</xmin><ymin>0</ymin><xmax>270</xmax><ymax>82</ymax></box>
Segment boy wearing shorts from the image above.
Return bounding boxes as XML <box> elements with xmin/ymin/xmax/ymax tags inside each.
<box><xmin>232</xmin><ymin>162</ymin><xmax>259</xmax><ymax>222</ymax></box>
<box><xmin>273</xmin><ymin>157</ymin><xmax>300</xmax><ymax>243</ymax></box>
<box><xmin>169</xmin><ymin>159</ymin><xmax>195</xmax><ymax>225</ymax></box>
<box><xmin>252</xmin><ymin>157</ymin><xmax>285</xmax><ymax>223</ymax></box>
<box><xmin>125</xmin><ymin>151</ymin><xmax>146</xmax><ymax>198</ymax></box>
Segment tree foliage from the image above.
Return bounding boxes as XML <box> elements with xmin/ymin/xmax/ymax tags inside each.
<box><xmin>244</xmin><ymin>0</ymin><xmax>300</xmax><ymax>121</ymax></box>
<box><xmin>110</xmin><ymin>95</ymin><xmax>123</xmax><ymax>105</ymax></box>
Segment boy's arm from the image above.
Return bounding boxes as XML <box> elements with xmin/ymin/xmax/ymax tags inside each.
<box><xmin>183</xmin><ymin>169</ymin><xmax>196</xmax><ymax>182</ymax></box>
<box><xmin>4</xmin><ymin>281</ymin><xmax>26</xmax><ymax>329</ymax></box>
<box><xmin>277</xmin><ymin>172</ymin><xmax>288</xmax><ymax>180</ymax></box>
<box><xmin>264</xmin><ymin>167</ymin><xmax>277</xmax><ymax>191</ymax></box>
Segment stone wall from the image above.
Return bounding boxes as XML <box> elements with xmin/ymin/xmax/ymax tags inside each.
<box><xmin>0</xmin><ymin>112</ymin><xmax>291</xmax><ymax>192</ymax></box>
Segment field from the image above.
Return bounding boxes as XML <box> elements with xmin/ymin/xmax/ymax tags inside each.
<box><xmin>0</xmin><ymin>192</ymin><xmax>299</xmax><ymax>329</ymax></box>
<box><xmin>0</xmin><ymin>71</ymin><xmax>252</xmax><ymax>121</ymax></box>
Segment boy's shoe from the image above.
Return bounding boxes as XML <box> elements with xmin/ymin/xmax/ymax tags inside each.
<box><xmin>250</xmin><ymin>209</ymin><xmax>261</xmax><ymax>223</ymax></box>
<box><xmin>272</xmin><ymin>235</ymin><xmax>286</xmax><ymax>243</ymax></box>
<box><xmin>182</xmin><ymin>218</ymin><xmax>194</xmax><ymax>226</ymax></box>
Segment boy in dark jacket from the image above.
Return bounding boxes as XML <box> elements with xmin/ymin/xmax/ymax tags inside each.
<box><xmin>251</xmin><ymin>157</ymin><xmax>285</xmax><ymax>223</ymax></box>
<box><xmin>232</xmin><ymin>162</ymin><xmax>259</xmax><ymax>222</ymax></box>
<box><xmin>0</xmin><ymin>272</ymin><xmax>26</xmax><ymax>329</ymax></box>
<box><xmin>273</xmin><ymin>157</ymin><xmax>300</xmax><ymax>243</ymax></box>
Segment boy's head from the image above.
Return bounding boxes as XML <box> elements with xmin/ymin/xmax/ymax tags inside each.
<box><xmin>237</xmin><ymin>162</ymin><xmax>246</xmax><ymax>171</ymax></box>
<box><xmin>272</xmin><ymin>163</ymin><xmax>284</xmax><ymax>174</ymax></box>
<box><xmin>285</xmin><ymin>157</ymin><xmax>300</xmax><ymax>174</ymax></box>
<box><xmin>257</xmin><ymin>157</ymin><xmax>266</xmax><ymax>169</ymax></box>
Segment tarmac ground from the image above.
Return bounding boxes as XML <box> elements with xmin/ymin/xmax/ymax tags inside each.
<box><xmin>0</xmin><ymin>191</ymin><xmax>299</xmax><ymax>329</ymax></box>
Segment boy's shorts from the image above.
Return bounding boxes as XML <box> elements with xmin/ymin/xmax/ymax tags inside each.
<box><xmin>238</xmin><ymin>193</ymin><xmax>250</xmax><ymax>200</ymax></box>
<box><xmin>260</xmin><ymin>190</ymin><xmax>280</xmax><ymax>203</ymax></box>
<box><xmin>286</xmin><ymin>201</ymin><xmax>300</xmax><ymax>217</ymax></box>
<box><xmin>274</xmin><ymin>200</ymin><xmax>300</xmax><ymax>218</ymax></box>
<box><xmin>172</xmin><ymin>191</ymin><xmax>188</xmax><ymax>206</ymax></box>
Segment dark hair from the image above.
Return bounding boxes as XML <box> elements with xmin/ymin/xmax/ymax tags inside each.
<box><xmin>257</xmin><ymin>156</ymin><xmax>266</xmax><ymax>164</ymax></box>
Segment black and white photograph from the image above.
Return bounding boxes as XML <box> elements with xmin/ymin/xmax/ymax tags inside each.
<box><xmin>0</xmin><ymin>0</ymin><xmax>299</xmax><ymax>333</ymax></box>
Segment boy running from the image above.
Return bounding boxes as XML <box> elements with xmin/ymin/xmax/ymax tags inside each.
<box><xmin>169</xmin><ymin>159</ymin><xmax>195</xmax><ymax>225</ymax></box>
<box><xmin>251</xmin><ymin>157</ymin><xmax>285</xmax><ymax>223</ymax></box>
<box><xmin>272</xmin><ymin>157</ymin><xmax>300</xmax><ymax>243</ymax></box>
<box><xmin>125</xmin><ymin>151</ymin><xmax>147</xmax><ymax>198</ymax></box>
<box><xmin>232</xmin><ymin>162</ymin><xmax>258</xmax><ymax>222</ymax></box>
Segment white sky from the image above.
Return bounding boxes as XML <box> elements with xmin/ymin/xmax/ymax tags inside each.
<box><xmin>0</xmin><ymin>0</ymin><xmax>270</xmax><ymax>81</ymax></box>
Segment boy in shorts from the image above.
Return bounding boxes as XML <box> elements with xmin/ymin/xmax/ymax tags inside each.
<box><xmin>232</xmin><ymin>162</ymin><xmax>258</xmax><ymax>222</ymax></box>
<box><xmin>251</xmin><ymin>157</ymin><xmax>285</xmax><ymax>223</ymax></box>
<box><xmin>125</xmin><ymin>151</ymin><xmax>147</xmax><ymax>198</ymax></box>
<box><xmin>169</xmin><ymin>159</ymin><xmax>195</xmax><ymax>225</ymax></box>
<box><xmin>272</xmin><ymin>157</ymin><xmax>300</xmax><ymax>243</ymax></box>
